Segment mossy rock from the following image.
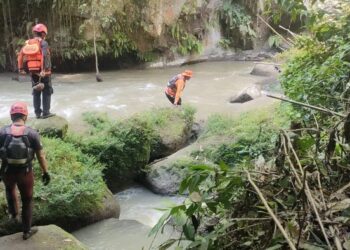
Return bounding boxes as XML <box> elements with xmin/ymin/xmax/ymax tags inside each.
<box><xmin>139</xmin><ymin>106</ymin><xmax>195</xmax><ymax>160</ymax></box>
<box><xmin>71</xmin><ymin>106</ymin><xmax>196</xmax><ymax>192</ymax></box>
<box><xmin>27</xmin><ymin>116</ymin><xmax>68</xmax><ymax>139</ymax></box>
<box><xmin>0</xmin><ymin>116</ymin><xmax>68</xmax><ymax>139</ymax></box>
<box><xmin>0</xmin><ymin>225</ymin><xmax>88</xmax><ymax>250</ymax></box>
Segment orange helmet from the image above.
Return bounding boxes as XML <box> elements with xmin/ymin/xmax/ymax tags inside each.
<box><xmin>10</xmin><ymin>102</ymin><xmax>28</xmax><ymax>116</ymax></box>
<box><xmin>182</xmin><ymin>70</ymin><xmax>193</xmax><ymax>78</ymax></box>
<box><xmin>32</xmin><ymin>23</ymin><xmax>48</xmax><ymax>35</ymax></box>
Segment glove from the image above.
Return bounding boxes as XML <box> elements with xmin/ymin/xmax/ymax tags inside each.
<box><xmin>42</xmin><ymin>172</ymin><xmax>50</xmax><ymax>186</ymax></box>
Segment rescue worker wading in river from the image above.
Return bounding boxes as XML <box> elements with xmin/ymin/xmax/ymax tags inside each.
<box><xmin>165</xmin><ymin>70</ymin><xmax>193</xmax><ymax>106</ymax></box>
<box><xmin>17</xmin><ymin>23</ymin><xmax>55</xmax><ymax>119</ymax></box>
<box><xmin>0</xmin><ymin>102</ymin><xmax>51</xmax><ymax>240</ymax></box>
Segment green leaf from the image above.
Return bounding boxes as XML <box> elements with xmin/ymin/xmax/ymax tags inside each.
<box><xmin>149</xmin><ymin>211</ymin><xmax>170</xmax><ymax>237</ymax></box>
<box><xmin>172</xmin><ymin>209</ymin><xmax>187</xmax><ymax>227</ymax></box>
<box><xmin>183</xmin><ymin>223</ymin><xmax>196</xmax><ymax>241</ymax></box>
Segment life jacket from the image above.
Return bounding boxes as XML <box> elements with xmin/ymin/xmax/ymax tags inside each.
<box><xmin>21</xmin><ymin>38</ymin><xmax>43</xmax><ymax>72</ymax></box>
<box><xmin>0</xmin><ymin>125</ymin><xmax>34</xmax><ymax>167</ymax></box>
<box><xmin>167</xmin><ymin>74</ymin><xmax>184</xmax><ymax>90</ymax></box>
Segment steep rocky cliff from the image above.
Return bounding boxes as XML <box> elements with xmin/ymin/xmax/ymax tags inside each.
<box><xmin>0</xmin><ymin>0</ymin><xmax>271</xmax><ymax>71</ymax></box>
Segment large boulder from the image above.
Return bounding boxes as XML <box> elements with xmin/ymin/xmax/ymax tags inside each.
<box><xmin>73</xmin><ymin>106</ymin><xmax>196</xmax><ymax>192</ymax></box>
<box><xmin>229</xmin><ymin>85</ymin><xmax>261</xmax><ymax>103</ymax></box>
<box><xmin>144</xmin><ymin>107</ymin><xmax>195</xmax><ymax>160</ymax></box>
<box><xmin>145</xmin><ymin>142</ymin><xmax>211</xmax><ymax>195</ymax></box>
<box><xmin>250</xmin><ymin>63</ymin><xmax>281</xmax><ymax>77</ymax></box>
<box><xmin>33</xmin><ymin>187</ymin><xmax>120</xmax><ymax>232</ymax></box>
<box><xmin>27</xmin><ymin>116</ymin><xmax>68</xmax><ymax>138</ymax></box>
<box><xmin>0</xmin><ymin>225</ymin><xmax>87</xmax><ymax>250</ymax></box>
<box><xmin>0</xmin><ymin>116</ymin><xmax>69</xmax><ymax>139</ymax></box>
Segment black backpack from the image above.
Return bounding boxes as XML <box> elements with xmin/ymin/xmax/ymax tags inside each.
<box><xmin>0</xmin><ymin>125</ymin><xmax>34</xmax><ymax>167</ymax></box>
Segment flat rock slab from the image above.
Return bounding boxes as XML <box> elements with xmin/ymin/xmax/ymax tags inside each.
<box><xmin>0</xmin><ymin>225</ymin><xmax>87</xmax><ymax>250</ymax></box>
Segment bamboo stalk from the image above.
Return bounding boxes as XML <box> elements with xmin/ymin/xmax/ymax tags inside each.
<box><xmin>266</xmin><ymin>94</ymin><xmax>346</xmax><ymax>118</ymax></box>
<box><xmin>245</xmin><ymin>170</ymin><xmax>297</xmax><ymax>250</ymax></box>
<box><xmin>257</xmin><ymin>14</ymin><xmax>293</xmax><ymax>47</ymax></box>
<box><xmin>282</xmin><ymin>131</ymin><xmax>332</xmax><ymax>249</ymax></box>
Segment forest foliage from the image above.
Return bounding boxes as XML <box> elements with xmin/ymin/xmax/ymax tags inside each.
<box><xmin>152</xmin><ymin>1</ymin><xmax>350</xmax><ymax>249</ymax></box>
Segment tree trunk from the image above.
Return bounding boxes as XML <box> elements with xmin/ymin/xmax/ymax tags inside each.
<box><xmin>92</xmin><ymin>0</ymin><xmax>102</xmax><ymax>82</ymax></box>
<box><xmin>6</xmin><ymin>0</ymin><xmax>16</xmax><ymax>71</ymax></box>
<box><xmin>1</xmin><ymin>0</ymin><xmax>11</xmax><ymax>70</ymax></box>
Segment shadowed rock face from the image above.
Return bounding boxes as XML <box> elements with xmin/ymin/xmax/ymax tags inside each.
<box><xmin>0</xmin><ymin>225</ymin><xmax>88</xmax><ymax>250</ymax></box>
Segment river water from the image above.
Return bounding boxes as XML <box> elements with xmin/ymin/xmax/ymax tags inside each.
<box><xmin>0</xmin><ymin>61</ymin><xmax>277</xmax><ymax>249</ymax></box>
<box><xmin>0</xmin><ymin>61</ymin><xmax>275</xmax><ymax>130</ymax></box>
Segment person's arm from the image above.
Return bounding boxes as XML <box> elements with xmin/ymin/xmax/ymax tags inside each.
<box><xmin>174</xmin><ymin>79</ymin><xmax>185</xmax><ymax>105</ymax></box>
<box><xmin>17</xmin><ymin>49</ymin><xmax>25</xmax><ymax>74</ymax></box>
<box><xmin>35</xmin><ymin>149</ymin><xmax>48</xmax><ymax>174</ymax></box>
<box><xmin>40</xmin><ymin>40</ymin><xmax>51</xmax><ymax>76</ymax></box>
<box><xmin>31</xmin><ymin>130</ymin><xmax>50</xmax><ymax>185</ymax></box>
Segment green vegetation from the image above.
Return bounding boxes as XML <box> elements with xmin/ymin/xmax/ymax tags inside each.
<box><xmin>281</xmin><ymin>2</ymin><xmax>350</xmax><ymax>121</ymax></box>
<box><xmin>153</xmin><ymin>2</ymin><xmax>350</xmax><ymax>249</ymax></box>
<box><xmin>33</xmin><ymin>137</ymin><xmax>106</xmax><ymax>221</ymax></box>
<box><xmin>218</xmin><ymin>0</ymin><xmax>256</xmax><ymax>49</ymax></box>
<box><xmin>68</xmin><ymin>106</ymin><xmax>195</xmax><ymax>191</ymax></box>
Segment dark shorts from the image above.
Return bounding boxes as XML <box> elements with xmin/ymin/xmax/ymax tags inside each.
<box><xmin>165</xmin><ymin>92</ymin><xmax>182</xmax><ymax>105</ymax></box>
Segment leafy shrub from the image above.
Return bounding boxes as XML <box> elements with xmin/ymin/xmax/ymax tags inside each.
<box><xmin>218</xmin><ymin>0</ymin><xmax>256</xmax><ymax>49</ymax></box>
<box><xmin>33</xmin><ymin>137</ymin><xmax>106</xmax><ymax>222</ymax></box>
<box><xmin>280</xmin><ymin>3</ymin><xmax>350</xmax><ymax>123</ymax></box>
<box><xmin>193</xmin><ymin>107</ymin><xmax>290</xmax><ymax>167</ymax></box>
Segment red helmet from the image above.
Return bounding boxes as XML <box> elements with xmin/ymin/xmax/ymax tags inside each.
<box><xmin>32</xmin><ymin>23</ymin><xmax>48</xmax><ymax>35</ymax></box>
<box><xmin>10</xmin><ymin>102</ymin><xmax>28</xmax><ymax>116</ymax></box>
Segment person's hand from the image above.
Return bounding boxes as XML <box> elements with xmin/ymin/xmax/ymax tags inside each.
<box><xmin>19</xmin><ymin>69</ymin><xmax>26</xmax><ymax>75</ymax></box>
<box><xmin>39</xmin><ymin>71</ymin><xmax>46</xmax><ymax>77</ymax></box>
<box><xmin>42</xmin><ymin>172</ymin><xmax>50</xmax><ymax>186</ymax></box>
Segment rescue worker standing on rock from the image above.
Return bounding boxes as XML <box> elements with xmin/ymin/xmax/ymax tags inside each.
<box><xmin>165</xmin><ymin>70</ymin><xmax>193</xmax><ymax>106</ymax></box>
<box><xmin>0</xmin><ymin>102</ymin><xmax>51</xmax><ymax>240</ymax></box>
<box><xmin>17</xmin><ymin>23</ymin><xmax>55</xmax><ymax>119</ymax></box>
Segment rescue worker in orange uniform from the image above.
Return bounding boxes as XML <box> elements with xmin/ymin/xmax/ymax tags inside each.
<box><xmin>0</xmin><ymin>102</ymin><xmax>50</xmax><ymax>240</ymax></box>
<box><xmin>165</xmin><ymin>70</ymin><xmax>193</xmax><ymax>106</ymax></box>
<box><xmin>17</xmin><ymin>23</ymin><xmax>54</xmax><ymax>119</ymax></box>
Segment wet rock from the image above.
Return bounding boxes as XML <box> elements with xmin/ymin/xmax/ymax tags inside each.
<box><xmin>230</xmin><ymin>93</ymin><xmax>254</xmax><ymax>103</ymax></box>
<box><xmin>250</xmin><ymin>63</ymin><xmax>280</xmax><ymax>77</ymax></box>
<box><xmin>0</xmin><ymin>225</ymin><xmax>87</xmax><ymax>250</ymax></box>
<box><xmin>229</xmin><ymin>85</ymin><xmax>261</xmax><ymax>103</ymax></box>
<box><xmin>146</xmin><ymin>142</ymin><xmax>207</xmax><ymax>195</ymax></box>
<box><xmin>27</xmin><ymin>116</ymin><xmax>68</xmax><ymax>138</ymax></box>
